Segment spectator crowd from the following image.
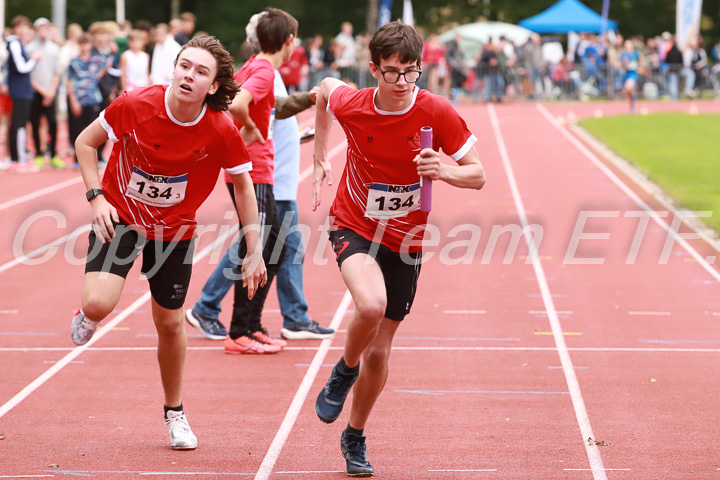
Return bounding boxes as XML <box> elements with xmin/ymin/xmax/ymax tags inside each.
<box><xmin>1</xmin><ymin>12</ymin><xmax>717</xmax><ymax>172</ymax></box>
<box><xmin>421</xmin><ymin>30</ymin><xmax>717</xmax><ymax>104</ymax></box>
<box><xmin>0</xmin><ymin>13</ymin><xmax>199</xmax><ymax>171</ymax></box>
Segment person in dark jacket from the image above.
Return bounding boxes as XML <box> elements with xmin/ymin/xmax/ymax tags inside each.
<box><xmin>665</xmin><ymin>40</ymin><xmax>683</xmax><ymax>100</ymax></box>
<box><xmin>6</xmin><ymin>16</ymin><xmax>41</xmax><ymax>167</ymax></box>
<box><xmin>445</xmin><ymin>34</ymin><xmax>466</xmax><ymax>102</ymax></box>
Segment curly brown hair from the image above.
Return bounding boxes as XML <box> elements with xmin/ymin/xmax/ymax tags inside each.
<box><xmin>175</xmin><ymin>36</ymin><xmax>240</xmax><ymax>111</ymax></box>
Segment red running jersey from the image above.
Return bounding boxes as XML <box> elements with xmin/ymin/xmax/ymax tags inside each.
<box><xmin>327</xmin><ymin>85</ymin><xmax>477</xmax><ymax>252</ymax></box>
<box><xmin>231</xmin><ymin>55</ymin><xmax>276</xmax><ymax>185</ymax></box>
<box><xmin>99</xmin><ymin>85</ymin><xmax>252</xmax><ymax>241</ymax></box>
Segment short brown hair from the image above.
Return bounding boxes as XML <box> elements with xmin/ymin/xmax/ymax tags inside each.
<box><xmin>78</xmin><ymin>32</ymin><xmax>94</xmax><ymax>45</ymax></box>
<box><xmin>256</xmin><ymin>8</ymin><xmax>298</xmax><ymax>54</ymax></box>
<box><xmin>176</xmin><ymin>35</ymin><xmax>240</xmax><ymax>112</ymax></box>
<box><xmin>11</xmin><ymin>16</ymin><xmax>31</xmax><ymax>29</ymax></box>
<box><xmin>369</xmin><ymin>20</ymin><xmax>423</xmax><ymax>67</ymax></box>
<box><xmin>128</xmin><ymin>30</ymin><xmax>145</xmax><ymax>44</ymax></box>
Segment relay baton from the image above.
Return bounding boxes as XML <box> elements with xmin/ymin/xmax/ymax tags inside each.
<box><xmin>419</xmin><ymin>126</ymin><xmax>433</xmax><ymax>212</ymax></box>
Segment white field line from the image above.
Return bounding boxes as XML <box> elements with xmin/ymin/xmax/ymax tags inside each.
<box><xmin>564</xmin><ymin>468</ymin><xmax>631</xmax><ymax>471</ymax></box>
<box><xmin>442</xmin><ymin>310</ymin><xmax>487</xmax><ymax>314</ymax></box>
<box><xmin>0</xmin><ymin>225</ymin><xmax>91</xmax><ymax>274</ymax></box>
<box><xmin>536</xmin><ymin>103</ymin><xmax>720</xmax><ymax>284</ymax></box>
<box><xmin>488</xmin><ymin>103</ymin><xmax>607</xmax><ymax>480</ymax></box>
<box><xmin>428</xmin><ymin>469</ymin><xmax>497</xmax><ymax>472</ymax></box>
<box><xmin>0</xmin><ymin>176</ymin><xmax>83</xmax><ymax>212</ymax></box>
<box><xmin>0</xmin><ymin>226</ymin><xmax>237</xmax><ymax>420</ymax></box>
<box><xmin>628</xmin><ymin>311</ymin><xmax>671</xmax><ymax>316</ymax></box>
<box><xmin>275</xmin><ymin>471</ymin><xmax>345</xmax><ymax>475</ymax></box>
<box><xmin>4</xmin><ymin>345</ymin><xmax>720</xmax><ymax>353</ymax></box>
<box><xmin>254</xmin><ymin>290</ymin><xmax>353</xmax><ymax>480</ymax></box>
<box><xmin>0</xmin><ymin>476</ymin><xmax>56</xmax><ymax>478</ymax></box>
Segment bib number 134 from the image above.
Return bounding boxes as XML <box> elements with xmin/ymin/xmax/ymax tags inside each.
<box><xmin>364</xmin><ymin>182</ymin><xmax>421</xmax><ymax>219</ymax></box>
<box><xmin>125</xmin><ymin>167</ymin><xmax>188</xmax><ymax>207</ymax></box>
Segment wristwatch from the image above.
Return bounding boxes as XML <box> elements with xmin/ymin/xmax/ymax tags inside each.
<box><xmin>86</xmin><ymin>188</ymin><xmax>104</xmax><ymax>202</ymax></box>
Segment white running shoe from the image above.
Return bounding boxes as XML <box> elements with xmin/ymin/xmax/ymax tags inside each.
<box><xmin>166</xmin><ymin>410</ymin><xmax>198</xmax><ymax>450</ymax></box>
<box><xmin>70</xmin><ymin>308</ymin><xmax>99</xmax><ymax>346</ymax></box>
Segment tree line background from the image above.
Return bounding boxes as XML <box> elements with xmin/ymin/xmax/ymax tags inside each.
<box><xmin>9</xmin><ymin>0</ymin><xmax>720</xmax><ymax>57</ymax></box>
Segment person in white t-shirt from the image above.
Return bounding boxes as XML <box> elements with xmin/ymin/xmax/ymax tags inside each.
<box><xmin>120</xmin><ymin>30</ymin><xmax>150</xmax><ymax>92</ymax></box>
<box><xmin>334</xmin><ymin>21</ymin><xmax>356</xmax><ymax>70</ymax></box>
<box><xmin>150</xmin><ymin>23</ymin><xmax>181</xmax><ymax>85</ymax></box>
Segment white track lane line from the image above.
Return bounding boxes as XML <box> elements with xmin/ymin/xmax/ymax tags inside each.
<box><xmin>254</xmin><ymin>137</ymin><xmax>349</xmax><ymax>479</ymax></box>
<box><xmin>0</xmin><ymin>176</ymin><xmax>83</xmax><ymax>212</ymax></box>
<box><xmin>4</xmin><ymin>345</ymin><xmax>720</xmax><ymax>353</ymax></box>
<box><xmin>254</xmin><ymin>290</ymin><xmax>353</xmax><ymax>480</ymax></box>
<box><xmin>487</xmin><ymin>103</ymin><xmax>607</xmax><ymax>480</ymax></box>
<box><xmin>535</xmin><ymin>103</ymin><xmax>720</xmax><ymax>283</ymax></box>
<box><xmin>0</xmin><ymin>226</ymin><xmax>237</xmax><ymax>420</ymax></box>
<box><xmin>0</xmin><ymin>225</ymin><xmax>90</xmax><ymax>274</ymax></box>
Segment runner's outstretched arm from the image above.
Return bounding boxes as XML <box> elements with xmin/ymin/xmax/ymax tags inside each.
<box><xmin>312</xmin><ymin>77</ymin><xmax>344</xmax><ymax>210</ymax></box>
<box><xmin>228</xmin><ymin>171</ymin><xmax>267</xmax><ymax>299</ymax></box>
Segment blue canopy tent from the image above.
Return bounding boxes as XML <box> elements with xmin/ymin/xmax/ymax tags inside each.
<box><xmin>519</xmin><ymin>0</ymin><xmax>617</xmax><ymax>34</ymax></box>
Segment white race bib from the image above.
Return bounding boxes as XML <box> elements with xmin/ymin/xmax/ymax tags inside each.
<box><xmin>125</xmin><ymin>166</ymin><xmax>188</xmax><ymax>207</ymax></box>
<box><xmin>364</xmin><ymin>182</ymin><xmax>421</xmax><ymax>219</ymax></box>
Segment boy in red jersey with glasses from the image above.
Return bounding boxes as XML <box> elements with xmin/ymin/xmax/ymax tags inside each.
<box><xmin>312</xmin><ymin>20</ymin><xmax>486</xmax><ymax>476</ymax></box>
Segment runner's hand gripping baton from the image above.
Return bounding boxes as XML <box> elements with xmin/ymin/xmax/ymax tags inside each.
<box><xmin>420</xmin><ymin>126</ymin><xmax>433</xmax><ymax>212</ymax></box>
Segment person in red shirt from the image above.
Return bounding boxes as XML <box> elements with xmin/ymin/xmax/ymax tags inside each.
<box><xmin>215</xmin><ymin>8</ymin><xmax>299</xmax><ymax>354</ymax></box>
<box><xmin>311</xmin><ymin>21</ymin><xmax>486</xmax><ymax>476</ymax></box>
<box><xmin>70</xmin><ymin>36</ymin><xmax>267</xmax><ymax>450</ymax></box>
<box><xmin>279</xmin><ymin>41</ymin><xmax>308</xmax><ymax>93</ymax></box>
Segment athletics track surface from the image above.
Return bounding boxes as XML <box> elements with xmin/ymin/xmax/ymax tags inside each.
<box><xmin>1</xmin><ymin>99</ymin><xmax>719</xmax><ymax>479</ymax></box>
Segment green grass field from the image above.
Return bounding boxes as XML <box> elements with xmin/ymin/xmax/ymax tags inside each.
<box><xmin>579</xmin><ymin>112</ymin><xmax>720</xmax><ymax>233</ymax></box>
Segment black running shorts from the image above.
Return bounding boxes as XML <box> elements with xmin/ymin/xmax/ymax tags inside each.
<box><xmin>328</xmin><ymin>228</ymin><xmax>421</xmax><ymax>321</ymax></box>
<box><xmin>85</xmin><ymin>222</ymin><xmax>195</xmax><ymax>310</ymax></box>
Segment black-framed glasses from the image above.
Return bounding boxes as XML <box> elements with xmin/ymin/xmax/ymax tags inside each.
<box><xmin>377</xmin><ymin>67</ymin><xmax>422</xmax><ymax>84</ymax></box>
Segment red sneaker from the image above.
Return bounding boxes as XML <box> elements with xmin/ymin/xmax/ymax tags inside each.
<box><xmin>224</xmin><ymin>335</ymin><xmax>281</xmax><ymax>354</ymax></box>
<box><xmin>251</xmin><ymin>329</ymin><xmax>287</xmax><ymax>348</ymax></box>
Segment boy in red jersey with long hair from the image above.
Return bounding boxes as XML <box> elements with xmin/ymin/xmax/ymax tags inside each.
<box><xmin>312</xmin><ymin>21</ymin><xmax>486</xmax><ymax>476</ymax></box>
<box><xmin>70</xmin><ymin>35</ymin><xmax>266</xmax><ymax>450</ymax></box>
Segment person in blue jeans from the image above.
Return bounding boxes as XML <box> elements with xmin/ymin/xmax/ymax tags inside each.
<box><xmin>185</xmin><ymin>71</ymin><xmax>333</xmax><ymax>341</ymax></box>
<box><xmin>271</xmin><ymin>71</ymin><xmax>334</xmax><ymax>340</ymax></box>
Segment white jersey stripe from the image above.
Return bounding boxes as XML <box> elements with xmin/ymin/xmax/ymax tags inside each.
<box><xmin>226</xmin><ymin>163</ymin><xmax>253</xmax><ymax>176</ymax></box>
<box><xmin>99</xmin><ymin>110</ymin><xmax>119</xmax><ymax>143</ymax></box>
<box><xmin>326</xmin><ymin>82</ymin><xmax>349</xmax><ymax>116</ymax></box>
<box><xmin>450</xmin><ymin>134</ymin><xmax>478</xmax><ymax>162</ymax></box>
<box><xmin>116</xmin><ymin>148</ymin><xmax>143</xmax><ymax>227</ymax></box>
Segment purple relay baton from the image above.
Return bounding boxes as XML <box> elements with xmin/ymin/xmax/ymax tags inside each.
<box><xmin>419</xmin><ymin>126</ymin><xmax>433</xmax><ymax>212</ymax></box>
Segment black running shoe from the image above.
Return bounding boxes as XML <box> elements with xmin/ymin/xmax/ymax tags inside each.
<box><xmin>315</xmin><ymin>359</ymin><xmax>359</xmax><ymax>423</ymax></box>
<box><xmin>341</xmin><ymin>430</ymin><xmax>374</xmax><ymax>477</ymax></box>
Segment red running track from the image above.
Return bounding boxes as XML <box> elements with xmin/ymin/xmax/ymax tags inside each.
<box><xmin>0</xmin><ymin>101</ymin><xmax>719</xmax><ymax>479</ymax></box>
